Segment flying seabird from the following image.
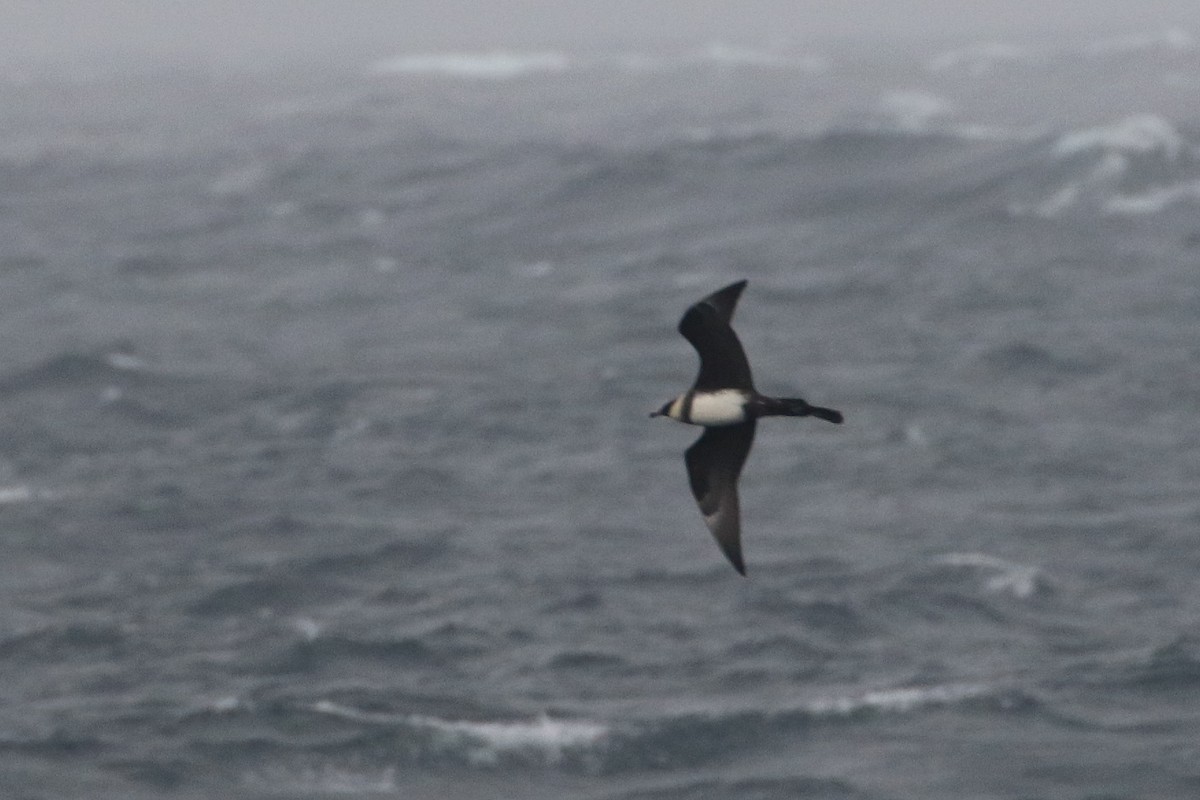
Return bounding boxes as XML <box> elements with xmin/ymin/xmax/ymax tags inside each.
<box><xmin>651</xmin><ymin>279</ymin><xmax>843</xmax><ymax>575</ymax></box>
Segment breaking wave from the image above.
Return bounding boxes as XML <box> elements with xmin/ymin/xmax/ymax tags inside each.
<box><xmin>930</xmin><ymin>553</ymin><xmax>1047</xmax><ymax>599</ymax></box>
<box><xmin>296</xmin><ymin>681</ymin><xmax>1025</xmax><ymax>773</ymax></box>
<box><xmin>311</xmin><ymin>702</ymin><xmax>610</xmax><ymax>769</ymax></box>
<box><xmin>1053</xmin><ymin>114</ymin><xmax>1187</xmax><ymax>160</ymax></box>
<box><xmin>1008</xmin><ymin>114</ymin><xmax>1200</xmax><ymax>217</ymax></box>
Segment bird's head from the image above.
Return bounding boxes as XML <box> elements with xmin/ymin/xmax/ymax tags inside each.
<box><xmin>650</xmin><ymin>397</ymin><xmax>681</xmax><ymax>420</ymax></box>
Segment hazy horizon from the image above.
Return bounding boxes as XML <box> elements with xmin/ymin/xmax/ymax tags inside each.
<box><xmin>6</xmin><ymin>0</ymin><xmax>1200</xmax><ymax>73</ymax></box>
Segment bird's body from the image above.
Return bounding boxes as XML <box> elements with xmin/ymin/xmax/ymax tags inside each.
<box><xmin>651</xmin><ymin>280</ymin><xmax>843</xmax><ymax>575</ymax></box>
<box><xmin>660</xmin><ymin>388</ymin><xmax>749</xmax><ymax>427</ymax></box>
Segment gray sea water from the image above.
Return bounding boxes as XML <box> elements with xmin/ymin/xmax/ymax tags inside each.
<box><xmin>3</xmin><ymin>31</ymin><xmax>1200</xmax><ymax>799</ymax></box>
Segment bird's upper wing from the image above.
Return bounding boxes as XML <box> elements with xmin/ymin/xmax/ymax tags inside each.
<box><xmin>684</xmin><ymin>420</ymin><xmax>756</xmax><ymax>575</ymax></box>
<box><xmin>677</xmin><ymin>280</ymin><xmax>754</xmax><ymax>391</ymax></box>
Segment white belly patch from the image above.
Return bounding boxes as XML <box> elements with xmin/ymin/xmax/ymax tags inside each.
<box><xmin>688</xmin><ymin>389</ymin><xmax>748</xmax><ymax>426</ymax></box>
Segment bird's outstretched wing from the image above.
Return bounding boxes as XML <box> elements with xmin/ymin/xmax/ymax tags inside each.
<box><xmin>677</xmin><ymin>280</ymin><xmax>754</xmax><ymax>392</ymax></box>
<box><xmin>684</xmin><ymin>420</ymin><xmax>756</xmax><ymax>574</ymax></box>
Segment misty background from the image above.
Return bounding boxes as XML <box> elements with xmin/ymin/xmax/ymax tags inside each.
<box><xmin>8</xmin><ymin>0</ymin><xmax>1200</xmax><ymax>72</ymax></box>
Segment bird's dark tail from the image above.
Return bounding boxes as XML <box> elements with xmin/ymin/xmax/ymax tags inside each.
<box><xmin>768</xmin><ymin>397</ymin><xmax>844</xmax><ymax>424</ymax></box>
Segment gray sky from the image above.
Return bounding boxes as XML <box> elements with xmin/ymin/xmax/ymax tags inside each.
<box><xmin>7</xmin><ymin>0</ymin><xmax>1200</xmax><ymax>71</ymax></box>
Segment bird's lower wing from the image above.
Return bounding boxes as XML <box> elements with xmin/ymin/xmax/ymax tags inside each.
<box><xmin>684</xmin><ymin>421</ymin><xmax>756</xmax><ymax>574</ymax></box>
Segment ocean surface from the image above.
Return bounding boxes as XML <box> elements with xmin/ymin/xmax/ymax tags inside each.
<box><xmin>3</xmin><ymin>30</ymin><xmax>1200</xmax><ymax>799</ymax></box>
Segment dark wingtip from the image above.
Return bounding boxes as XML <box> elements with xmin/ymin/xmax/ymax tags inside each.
<box><xmin>694</xmin><ymin>280</ymin><xmax>749</xmax><ymax>323</ymax></box>
<box><xmin>724</xmin><ymin>548</ymin><xmax>747</xmax><ymax>576</ymax></box>
<box><xmin>717</xmin><ymin>279</ymin><xmax>748</xmax><ymax>303</ymax></box>
<box><xmin>811</xmin><ymin>406</ymin><xmax>844</xmax><ymax>425</ymax></box>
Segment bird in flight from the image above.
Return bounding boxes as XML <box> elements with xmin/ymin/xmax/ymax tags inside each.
<box><xmin>651</xmin><ymin>280</ymin><xmax>843</xmax><ymax>574</ymax></box>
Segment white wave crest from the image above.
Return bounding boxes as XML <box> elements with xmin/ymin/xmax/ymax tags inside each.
<box><xmin>371</xmin><ymin>46</ymin><xmax>827</xmax><ymax>80</ymax></box>
<box><xmin>411</xmin><ymin>714</ymin><xmax>609</xmax><ymax>765</ymax></box>
<box><xmin>857</xmin><ymin>90</ymin><xmax>1017</xmax><ymax>141</ymax></box>
<box><xmin>933</xmin><ymin>552</ymin><xmax>1043</xmax><ymax>598</ymax></box>
<box><xmin>0</xmin><ymin>485</ymin><xmax>35</xmax><ymax>504</ymax></box>
<box><xmin>245</xmin><ymin>764</ymin><xmax>397</xmax><ymax>794</ymax></box>
<box><xmin>603</xmin><ymin>46</ymin><xmax>827</xmax><ymax>74</ymax></box>
<box><xmin>1009</xmin><ymin>161</ymin><xmax>1126</xmax><ymax>218</ymax></box>
<box><xmin>1104</xmin><ymin>180</ymin><xmax>1200</xmax><ymax>215</ymax></box>
<box><xmin>1011</xmin><ymin>116</ymin><xmax>1200</xmax><ymax>217</ymax></box>
<box><xmin>807</xmin><ymin>682</ymin><xmax>993</xmax><ymax>716</ymax></box>
<box><xmin>312</xmin><ymin>702</ymin><xmax>608</xmax><ymax>766</ymax></box>
<box><xmin>697</xmin><ymin>42</ymin><xmax>800</xmax><ymax>69</ymax></box>
<box><xmin>927</xmin><ymin>42</ymin><xmax>1031</xmax><ymax>74</ymax></box>
<box><xmin>878</xmin><ymin>90</ymin><xmax>954</xmax><ymax>133</ymax></box>
<box><xmin>371</xmin><ymin>51</ymin><xmax>570</xmax><ymax>80</ymax></box>
<box><xmin>1054</xmin><ymin>114</ymin><xmax>1186</xmax><ymax>160</ymax></box>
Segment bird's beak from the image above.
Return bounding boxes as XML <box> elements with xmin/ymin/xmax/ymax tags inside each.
<box><xmin>649</xmin><ymin>410</ymin><xmax>661</xmax><ymax>418</ymax></box>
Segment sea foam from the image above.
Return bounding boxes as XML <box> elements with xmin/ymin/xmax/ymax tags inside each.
<box><xmin>312</xmin><ymin>702</ymin><xmax>609</xmax><ymax>767</ymax></box>
<box><xmin>933</xmin><ymin>552</ymin><xmax>1045</xmax><ymax>599</ymax></box>
<box><xmin>806</xmin><ymin>682</ymin><xmax>994</xmax><ymax>716</ymax></box>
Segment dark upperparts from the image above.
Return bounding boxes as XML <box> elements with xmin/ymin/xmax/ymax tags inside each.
<box><xmin>751</xmin><ymin>396</ymin><xmax>845</xmax><ymax>424</ymax></box>
<box><xmin>678</xmin><ymin>281</ymin><xmax>754</xmax><ymax>392</ymax></box>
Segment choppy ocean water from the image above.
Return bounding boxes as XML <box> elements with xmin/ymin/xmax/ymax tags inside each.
<box><xmin>3</xmin><ymin>31</ymin><xmax>1200</xmax><ymax>799</ymax></box>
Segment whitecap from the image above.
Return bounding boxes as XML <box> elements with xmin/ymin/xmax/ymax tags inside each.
<box><xmin>1009</xmin><ymin>183</ymin><xmax>1081</xmax><ymax>218</ymax></box>
<box><xmin>512</xmin><ymin>260</ymin><xmax>555</xmax><ymax>278</ymax></box>
<box><xmin>927</xmin><ymin>42</ymin><xmax>1030</xmax><ymax>75</ymax></box>
<box><xmin>807</xmin><ymin>682</ymin><xmax>992</xmax><ymax>716</ymax></box>
<box><xmin>209</xmin><ymin>695</ymin><xmax>243</xmax><ymax>713</ymax></box>
<box><xmin>312</xmin><ymin>700</ymin><xmax>379</xmax><ymax>722</ymax></box>
<box><xmin>869</xmin><ymin>101</ymin><xmax>1018</xmax><ymax>142</ymax></box>
<box><xmin>877</xmin><ymin>90</ymin><xmax>954</xmax><ymax>133</ymax></box>
<box><xmin>1053</xmin><ymin>114</ymin><xmax>1186</xmax><ymax>161</ymax></box>
<box><xmin>370</xmin><ymin>51</ymin><xmax>570</xmax><ymax>80</ymax></box>
<box><xmin>1104</xmin><ymin>180</ymin><xmax>1200</xmax><ymax>215</ymax></box>
<box><xmin>1010</xmin><ymin>144</ymin><xmax>1155</xmax><ymax>218</ymax></box>
<box><xmin>312</xmin><ymin>702</ymin><xmax>609</xmax><ymax>766</ymax></box>
<box><xmin>604</xmin><ymin>45</ymin><xmax>826</xmax><ymax>74</ymax></box>
<box><xmin>357</xmin><ymin>208</ymin><xmax>387</xmax><ymax>229</ymax></box>
<box><xmin>292</xmin><ymin>765</ymin><xmax>396</xmax><ymax>793</ymax></box>
<box><xmin>949</xmin><ymin>122</ymin><xmax>1028</xmax><ymax>142</ymax></box>
<box><xmin>244</xmin><ymin>764</ymin><xmax>396</xmax><ymax>794</ymax></box>
<box><xmin>697</xmin><ymin>42</ymin><xmax>795</xmax><ymax>69</ymax></box>
<box><xmin>371</xmin><ymin>256</ymin><xmax>399</xmax><ymax>273</ymax></box>
<box><xmin>933</xmin><ymin>552</ymin><xmax>1044</xmax><ymax>598</ymax></box>
<box><xmin>292</xmin><ymin>617</ymin><xmax>321</xmax><ymax>641</ymax></box>
<box><xmin>410</xmin><ymin>714</ymin><xmax>609</xmax><ymax>766</ymax></box>
<box><xmin>903</xmin><ymin>422</ymin><xmax>929</xmax><ymax>447</ymax></box>
<box><xmin>0</xmin><ymin>485</ymin><xmax>34</xmax><ymax>504</ymax></box>
<box><xmin>104</xmin><ymin>349</ymin><xmax>146</xmax><ymax>371</ymax></box>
